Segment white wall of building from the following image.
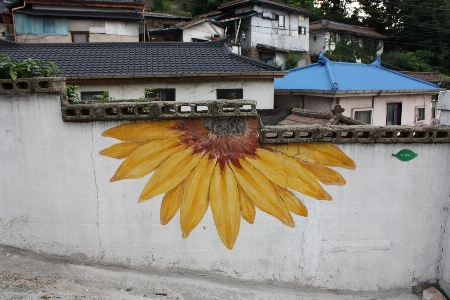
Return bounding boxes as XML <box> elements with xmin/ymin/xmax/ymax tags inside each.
<box><xmin>309</xmin><ymin>30</ymin><xmax>330</xmax><ymax>55</ymax></box>
<box><xmin>77</xmin><ymin>78</ymin><xmax>275</xmax><ymax>109</ymax></box>
<box><xmin>1</xmin><ymin>91</ymin><xmax>449</xmax><ymax>292</ymax></box>
<box><xmin>244</xmin><ymin>9</ymin><xmax>309</xmax><ymax>52</ymax></box>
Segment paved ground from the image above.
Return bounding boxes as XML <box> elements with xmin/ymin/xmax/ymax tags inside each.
<box><xmin>0</xmin><ymin>245</ymin><xmax>421</xmax><ymax>300</ymax></box>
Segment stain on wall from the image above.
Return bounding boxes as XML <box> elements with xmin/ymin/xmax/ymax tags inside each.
<box><xmin>100</xmin><ymin>117</ymin><xmax>356</xmax><ymax>249</ymax></box>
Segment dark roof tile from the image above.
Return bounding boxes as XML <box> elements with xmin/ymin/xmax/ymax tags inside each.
<box><xmin>0</xmin><ymin>39</ymin><xmax>281</xmax><ymax>78</ymax></box>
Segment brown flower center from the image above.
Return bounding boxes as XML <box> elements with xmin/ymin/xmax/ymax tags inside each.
<box><xmin>173</xmin><ymin>117</ymin><xmax>260</xmax><ymax>170</ymax></box>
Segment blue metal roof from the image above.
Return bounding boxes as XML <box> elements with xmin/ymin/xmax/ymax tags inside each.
<box><xmin>274</xmin><ymin>53</ymin><xmax>441</xmax><ymax>93</ymax></box>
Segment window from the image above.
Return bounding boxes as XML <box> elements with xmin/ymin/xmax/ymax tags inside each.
<box><xmin>298</xmin><ymin>26</ymin><xmax>306</xmax><ymax>35</ymax></box>
<box><xmin>80</xmin><ymin>91</ymin><xmax>105</xmax><ymax>101</ymax></box>
<box><xmin>353</xmin><ymin>108</ymin><xmax>373</xmax><ymax>124</ymax></box>
<box><xmin>72</xmin><ymin>32</ymin><xmax>89</xmax><ymax>43</ymax></box>
<box><xmin>217</xmin><ymin>89</ymin><xmax>243</xmax><ymax>99</ymax></box>
<box><xmin>298</xmin><ymin>15</ymin><xmax>305</xmax><ymax>22</ymax></box>
<box><xmin>416</xmin><ymin>106</ymin><xmax>425</xmax><ymax>122</ymax></box>
<box><xmin>146</xmin><ymin>88</ymin><xmax>175</xmax><ymax>101</ymax></box>
<box><xmin>274</xmin><ymin>14</ymin><xmax>285</xmax><ymax>27</ymax></box>
<box><xmin>43</xmin><ymin>18</ymin><xmax>56</xmax><ymax>34</ymax></box>
<box><xmin>386</xmin><ymin>103</ymin><xmax>402</xmax><ymax>125</ymax></box>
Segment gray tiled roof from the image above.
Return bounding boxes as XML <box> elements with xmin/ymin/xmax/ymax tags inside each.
<box><xmin>0</xmin><ymin>39</ymin><xmax>281</xmax><ymax>78</ymax></box>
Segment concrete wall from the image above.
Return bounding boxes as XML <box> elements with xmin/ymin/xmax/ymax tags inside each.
<box><xmin>76</xmin><ymin>79</ymin><xmax>275</xmax><ymax>109</ymax></box>
<box><xmin>1</xmin><ymin>90</ymin><xmax>450</xmax><ymax>292</ymax></box>
<box><xmin>440</xmin><ymin>212</ymin><xmax>450</xmax><ymax>296</ymax></box>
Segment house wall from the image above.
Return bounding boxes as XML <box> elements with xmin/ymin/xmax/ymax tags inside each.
<box><xmin>16</xmin><ymin>19</ymin><xmax>139</xmax><ymax>43</ymax></box>
<box><xmin>77</xmin><ymin>78</ymin><xmax>275</xmax><ymax>109</ymax></box>
<box><xmin>182</xmin><ymin>23</ymin><xmax>223</xmax><ymax>42</ymax></box>
<box><xmin>274</xmin><ymin>95</ymin><xmax>333</xmax><ymax>111</ymax></box>
<box><xmin>1</xmin><ymin>88</ymin><xmax>450</xmax><ymax>292</ymax></box>
<box><xmin>275</xmin><ymin>93</ymin><xmax>432</xmax><ymax>125</ymax></box>
<box><xmin>309</xmin><ymin>29</ymin><xmax>330</xmax><ymax>55</ymax></box>
<box><xmin>240</xmin><ymin>8</ymin><xmax>308</xmax><ymax>52</ymax></box>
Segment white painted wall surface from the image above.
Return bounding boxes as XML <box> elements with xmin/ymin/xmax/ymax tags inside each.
<box><xmin>309</xmin><ymin>29</ymin><xmax>329</xmax><ymax>54</ymax></box>
<box><xmin>440</xmin><ymin>209</ymin><xmax>450</xmax><ymax>296</ymax></box>
<box><xmin>77</xmin><ymin>79</ymin><xmax>274</xmax><ymax>109</ymax></box>
<box><xmin>247</xmin><ymin>11</ymin><xmax>309</xmax><ymax>52</ymax></box>
<box><xmin>1</xmin><ymin>92</ymin><xmax>449</xmax><ymax>292</ymax></box>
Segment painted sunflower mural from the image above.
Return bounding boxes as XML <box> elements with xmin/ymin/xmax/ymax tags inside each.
<box><xmin>100</xmin><ymin>117</ymin><xmax>355</xmax><ymax>249</ymax></box>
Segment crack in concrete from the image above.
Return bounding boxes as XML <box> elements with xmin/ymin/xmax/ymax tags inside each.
<box><xmin>437</xmin><ymin>206</ymin><xmax>449</xmax><ymax>281</ymax></box>
<box><xmin>90</xmin><ymin>123</ymin><xmax>101</xmax><ymax>249</ymax></box>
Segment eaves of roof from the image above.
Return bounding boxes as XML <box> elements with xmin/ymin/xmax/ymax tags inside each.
<box><xmin>16</xmin><ymin>8</ymin><xmax>143</xmax><ymax>20</ymax></box>
<box><xmin>218</xmin><ymin>0</ymin><xmax>314</xmax><ymax>16</ymax></box>
<box><xmin>23</xmin><ymin>0</ymin><xmax>145</xmax><ymax>8</ymax></box>
<box><xmin>310</xmin><ymin>20</ymin><xmax>384</xmax><ymax>38</ymax></box>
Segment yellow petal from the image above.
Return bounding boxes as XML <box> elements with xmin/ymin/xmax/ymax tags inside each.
<box><xmin>139</xmin><ymin>148</ymin><xmax>202</xmax><ymax>202</ymax></box>
<box><xmin>180</xmin><ymin>156</ymin><xmax>217</xmax><ymax>238</ymax></box>
<box><xmin>297</xmin><ymin>160</ymin><xmax>346</xmax><ymax>186</ymax></box>
<box><xmin>229</xmin><ymin>159</ymin><xmax>294</xmax><ymax>228</ymax></box>
<box><xmin>210</xmin><ymin>163</ymin><xmax>241</xmax><ymax>250</ymax></box>
<box><xmin>99</xmin><ymin>141</ymin><xmax>148</xmax><ymax>159</ymax></box>
<box><xmin>265</xmin><ymin>143</ymin><xmax>356</xmax><ymax>169</ymax></box>
<box><xmin>238</xmin><ymin>186</ymin><xmax>255</xmax><ymax>224</ymax></box>
<box><xmin>160</xmin><ymin>182</ymin><xmax>184</xmax><ymax>225</ymax></box>
<box><xmin>273</xmin><ymin>184</ymin><xmax>308</xmax><ymax>217</ymax></box>
<box><xmin>111</xmin><ymin>139</ymin><xmax>183</xmax><ymax>182</ymax></box>
<box><xmin>247</xmin><ymin>148</ymin><xmax>331</xmax><ymax>200</ymax></box>
<box><xmin>102</xmin><ymin>120</ymin><xmax>182</xmax><ymax>142</ymax></box>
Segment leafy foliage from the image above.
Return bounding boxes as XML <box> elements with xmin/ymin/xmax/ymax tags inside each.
<box><xmin>66</xmin><ymin>84</ymin><xmax>84</xmax><ymax>104</ymax></box>
<box><xmin>359</xmin><ymin>0</ymin><xmax>450</xmax><ymax>75</ymax></box>
<box><xmin>136</xmin><ymin>87</ymin><xmax>154</xmax><ymax>102</ymax></box>
<box><xmin>380</xmin><ymin>50</ymin><xmax>437</xmax><ymax>72</ymax></box>
<box><xmin>325</xmin><ymin>35</ymin><xmax>381</xmax><ymax>64</ymax></box>
<box><xmin>0</xmin><ymin>54</ymin><xmax>62</xmax><ymax>81</ymax></box>
<box><xmin>93</xmin><ymin>91</ymin><xmax>115</xmax><ymax>103</ymax></box>
<box><xmin>285</xmin><ymin>51</ymin><xmax>301</xmax><ymax>70</ymax></box>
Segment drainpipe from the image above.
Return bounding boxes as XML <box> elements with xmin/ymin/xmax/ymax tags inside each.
<box><xmin>371</xmin><ymin>91</ymin><xmax>381</xmax><ymax>125</ymax></box>
<box><xmin>12</xmin><ymin>1</ymin><xmax>26</xmax><ymax>42</ymax></box>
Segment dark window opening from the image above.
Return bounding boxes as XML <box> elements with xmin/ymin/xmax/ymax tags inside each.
<box><xmin>217</xmin><ymin>89</ymin><xmax>243</xmax><ymax>100</ymax></box>
<box><xmin>386</xmin><ymin>103</ymin><xmax>402</xmax><ymax>125</ymax></box>
<box><xmin>146</xmin><ymin>88</ymin><xmax>176</xmax><ymax>101</ymax></box>
<box><xmin>80</xmin><ymin>91</ymin><xmax>104</xmax><ymax>101</ymax></box>
<box><xmin>299</xmin><ymin>26</ymin><xmax>306</xmax><ymax>35</ymax></box>
<box><xmin>416</xmin><ymin>107</ymin><xmax>425</xmax><ymax>122</ymax></box>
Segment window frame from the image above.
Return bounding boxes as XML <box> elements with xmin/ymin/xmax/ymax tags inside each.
<box><xmin>386</xmin><ymin>102</ymin><xmax>402</xmax><ymax>125</ymax></box>
<box><xmin>146</xmin><ymin>88</ymin><xmax>176</xmax><ymax>101</ymax></box>
<box><xmin>274</xmin><ymin>14</ymin><xmax>285</xmax><ymax>28</ymax></box>
<box><xmin>415</xmin><ymin>105</ymin><xmax>426</xmax><ymax>123</ymax></box>
<box><xmin>216</xmin><ymin>89</ymin><xmax>243</xmax><ymax>100</ymax></box>
<box><xmin>352</xmin><ymin>108</ymin><xmax>373</xmax><ymax>125</ymax></box>
<box><xmin>298</xmin><ymin>26</ymin><xmax>306</xmax><ymax>35</ymax></box>
<box><xmin>80</xmin><ymin>91</ymin><xmax>105</xmax><ymax>101</ymax></box>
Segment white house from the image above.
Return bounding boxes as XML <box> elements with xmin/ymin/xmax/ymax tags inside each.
<box><xmin>208</xmin><ymin>0</ymin><xmax>314</xmax><ymax>69</ymax></box>
<box><xmin>309</xmin><ymin>20</ymin><xmax>385</xmax><ymax>59</ymax></box>
<box><xmin>0</xmin><ymin>38</ymin><xmax>287</xmax><ymax>109</ymax></box>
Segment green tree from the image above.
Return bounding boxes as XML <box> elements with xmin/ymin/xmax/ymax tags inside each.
<box><xmin>359</xmin><ymin>0</ymin><xmax>450</xmax><ymax>74</ymax></box>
